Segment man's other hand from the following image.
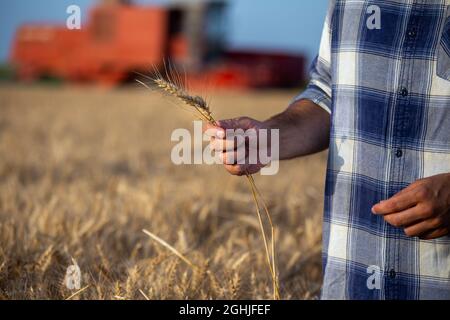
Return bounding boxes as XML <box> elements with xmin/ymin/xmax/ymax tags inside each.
<box><xmin>372</xmin><ymin>173</ymin><xmax>450</xmax><ymax>240</ymax></box>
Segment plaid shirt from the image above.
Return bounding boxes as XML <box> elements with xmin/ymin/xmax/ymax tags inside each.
<box><xmin>296</xmin><ymin>0</ymin><xmax>450</xmax><ymax>299</ymax></box>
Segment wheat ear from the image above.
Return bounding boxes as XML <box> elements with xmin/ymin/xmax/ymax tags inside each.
<box><xmin>137</xmin><ymin>68</ymin><xmax>280</xmax><ymax>300</ymax></box>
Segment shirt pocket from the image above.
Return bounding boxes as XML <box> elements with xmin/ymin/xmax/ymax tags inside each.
<box><xmin>437</xmin><ymin>10</ymin><xmax>450</xmax><ymax>80</ymax></box>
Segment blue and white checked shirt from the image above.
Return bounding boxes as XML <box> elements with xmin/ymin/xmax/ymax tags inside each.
<box><xmin>296</xmin><ymin>0</ymin><xmax>450</xmax><ymax>299</ymax></box>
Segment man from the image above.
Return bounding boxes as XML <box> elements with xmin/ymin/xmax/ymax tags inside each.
<box><xmin>206</xmin><ymin>0</ymin><xmax>450</xmax><ymax>299</ymax></box>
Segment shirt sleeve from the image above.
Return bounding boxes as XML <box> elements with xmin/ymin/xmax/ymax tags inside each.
<box><xmin>293</xmin><ymin>0</ymin><xmax>334</xmax><ymax>114</ymax></box>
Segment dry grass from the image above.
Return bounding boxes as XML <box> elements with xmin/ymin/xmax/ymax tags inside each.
<box><xmin>0</xmin><ymin>84</ymin><xmax>327</xmax><ymax>300</ymax></box>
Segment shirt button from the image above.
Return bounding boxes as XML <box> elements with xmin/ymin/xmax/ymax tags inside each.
<box><xmin>389</xmin><ymin>269</ymin><xmax>396</xmax><ymax>279</ymax></box>
<box><xmin>407</xmin><ymin>29</ymin><xmax>417</xmax><ymax>38</ymax></box>
<box><xmin>399</xmin><ymin>87</ymin><xmax>409</xmax><ymax>97</ymax></box>
<box><xmin>395</xmin><ymin>149</ymin><xmax>403</xmax><ymax>158</ymax></box>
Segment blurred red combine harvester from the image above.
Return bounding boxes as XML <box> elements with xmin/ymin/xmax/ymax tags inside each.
<box><xmin>11</xmin><ymin>0</ymin><xmax>305</xmax><ymax>89</ymax></box>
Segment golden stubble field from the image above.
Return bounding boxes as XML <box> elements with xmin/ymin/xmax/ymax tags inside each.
<box><xmin>0</xmin><ymin>84</ymin><xmax>327</xmax><ymax>299</ymax></box>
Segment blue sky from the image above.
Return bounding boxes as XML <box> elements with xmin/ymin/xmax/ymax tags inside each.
<box><xmin>0</xmin><ymin>0</ymin><xmax>329</xmax><ymax>64</ymax></box>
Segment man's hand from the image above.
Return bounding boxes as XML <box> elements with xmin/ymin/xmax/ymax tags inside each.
<box><xmin>204</xmin><ymin>117</ymin><xmax>268</xmax><ymax>176</ymax></box>
<box><xmin>203</xmin><ymin>99</ymin><xmax>331</xmax><ymax>176</ymax></box>
<box><xmin>372</xmin><ymin>173</ymin><xmax>450</xmax><ymax>240</ymax></box>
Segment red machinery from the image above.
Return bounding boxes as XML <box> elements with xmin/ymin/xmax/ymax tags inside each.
<box><xmin>11</xmin><ymin>1</ymin><xmax>305</xmax><ymax>88</ymax></box>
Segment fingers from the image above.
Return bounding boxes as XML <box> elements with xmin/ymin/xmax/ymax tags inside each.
<box><xmin>382</xmin><ymin>205</ymin><xmax>428</xmax><ymax>228</ymax></box>
<box><xmin>380</xmin><ymin>204</ymin><xmax>448</xmax><ymax>239</ymax></box>
<box><xmin>203</xmin><ymin>123</ymin><xmax>225</xmax><ymax>138</ymax></box>
<box><xmin>371</xmin><ymin>176</ymin><xmax>450</xmax><ymax>240</ymax></box>
<box><xmin>224</xmin><ymin>164</ymin><xmax>247</xmax><ymax>176</ymax></box>
<box><xmin>204</xmin><ymin>117</ymin><xmax>261</xmax><ymax>176</ymax></box>
<box><xmin>372</xmin><ymin>178</ymin><xmax>438</xmax><ymax>215</ymax></box>
<box><xmin>372</xmin><ymin>188</ymin><xmax>418</xmax><ymax>215</ymax></box>
<box><xmin>223</xmin><ymin>164</ymin><xmax>261</xmax><ymax>176</ymax></box>
<box><xmin>218</xmin><ymin>149</ymin><xmax>247</xmax><ymax>165</ymax></box>
<box><xmin>403</xmin><ymin>217</ymin><xmax>445</xmax><ymax>237</ymax></box>
<box><xmin>206</xmin><ymin>120</ymin><xmax>250</xmax><ymax>154</ymax></box>
<box><xmin>210</xmin><ymin>134</ymin><xmax>245</xmax><ymax>152</ymax></box>
<box><xmin>419</xmin><ymin>227</ymin><xmax>450</xmax><ymax>240</ymax></box>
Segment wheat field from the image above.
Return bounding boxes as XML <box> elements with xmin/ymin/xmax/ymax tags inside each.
<box><xmin>0</xmin><ymin>84</ymin><xmax>327</xmax><ymax>300</ymax></box>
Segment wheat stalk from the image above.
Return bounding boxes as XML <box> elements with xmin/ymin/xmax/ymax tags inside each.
<box><xmin>64</xmin><ymin>284</ymin><xmax>90</xmax><ymax>300</ymax></box>
<box><xmin>142</xmin><ymin>229</ymin><xmax>198</xmax><ymax>270</ymax></box>
<box><xmin>139</xmin><ymin>289</ymin><xmax>150</xmax><ymax>300</ymax></box>
<box><xmin>137</xmin><ymin>66</ymin><xmax>280</xmax><ymax>299</ymax></box>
